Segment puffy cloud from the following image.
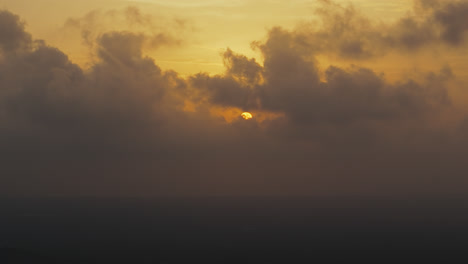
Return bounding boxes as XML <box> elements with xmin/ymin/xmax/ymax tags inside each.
<box><xmin>62</xmin><ymin>6</ymin><xmax>186</xmax><ymax>54</ymax></box>
<box><xmin>288</xmin><ymin>0</ymin><xmax>468</xmax><ymax>59</ymax></box>
<box><xmin>0</xmin><ymin>19</ymin><xmax>182</xmax><ymax>158</ymax></box>
<box><xmin>198</xmin><ymin>28</ymin><xmax>453</xmax><ymax>128</ymax></box>
<box><xmin>433</xmin><ymin>0</ymin><xmax>468</xmax><ymax>44</ymax></box>
<box><xmin>0</xmin><ymin>10</ymin><xmax>32</xmax><ymax>53</ymax></box>
<box><xmin>223</xmin><ymin>48</ymin><xmax>263</xmax><ymax>85</ymax></box>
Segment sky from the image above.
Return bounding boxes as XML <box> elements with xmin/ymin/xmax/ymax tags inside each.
<box><xmin>1</xmin><ymin>0</ymin><xmax>468</xmax><ymax>197</ymax></box>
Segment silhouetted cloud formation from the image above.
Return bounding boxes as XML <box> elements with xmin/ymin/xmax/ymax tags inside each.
<box><xmin>63</xmin><ymin>6</ymin><xmax>186</xmax><ymax>50</ymax></box>
<box><xmin>0</xmin><ymin>10</ymin><xmax>32</xmax><ymax>52</ymax></box>
<box><xmin>288</xmin><ymin>0</ymin><xmax>468</xmax><ymax>59</ymax></box>
<box><xmin>1</xmin><ymin>1</ymin><xmax>468</xmax><ymax>196</ymax></box>
<box><xmin>195</xmin><ymin>27</ymin><xmax>453</xmax><ymax>126</ymax></box>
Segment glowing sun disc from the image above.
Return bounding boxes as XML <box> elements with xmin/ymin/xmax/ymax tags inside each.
<box><xmin>241</xmin><ymin>112</ymin><xmax>253</xmax><ymax>120</ymax></box>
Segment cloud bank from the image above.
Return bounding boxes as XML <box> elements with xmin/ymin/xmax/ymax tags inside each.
<box><xmin>1</xmin><ymin>1</ymin><xmax>468</xmax><ymax>196</ymax></box>
<box><xmin>296</xmin><ymin>0</ymin><xmax>468</xmax><ymax>59</ymax></box>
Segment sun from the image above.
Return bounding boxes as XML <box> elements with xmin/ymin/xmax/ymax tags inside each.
<box><xmin>241</xmin><ymin>112</ymin><xmax>253</xmax><ymax>120</ymax></box>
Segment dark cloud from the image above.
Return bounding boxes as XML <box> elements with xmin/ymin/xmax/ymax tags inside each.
<box><xmin>201</xmin><ymin>28</ymin><xmax>452</xmax><ymax>127</ymax></box>
<box><xmin>223</xmin><ymin>48</ymin><xmax>263</xmax><ymax>85</ymax></box>
<box><xmin>190</xmin><ymin>73</ymin><xmax>251</xmax><ymax>108</ymax></box>
<box><xmin>0</xmin><ymin>10</ymin><xmax>32</xmax><ymax>53</ymax></box>
<box><xmin>189</xmin><ymin>49</ymin><xmax>262</xmax><ymax>109</ymax></box>
<box><xmin>291</xmin><ymin>0</ymin><xmax>468</xmax><ymax>59</ymax></box>
<box><xmin>1</xmin><ymin>2</ymin><xmax>468</xmax><ymax>197</ymax></box>
<box><xmin>62</xmin><ymin>6</ymin><xmax>185</xmax><ymax>49</ymax></box>
<box><xmin>433</xmin><ymin>0</ymin><xmax>468</xmax><ymax>44</ymax></box>
<box><xmin>0</xmin><ymin>19</ymin><xmax>181</xmax><ymax>158</ymax></box>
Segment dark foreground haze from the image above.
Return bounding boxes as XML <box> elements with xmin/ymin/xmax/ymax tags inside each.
<box><xmin>1</xmin><ymin>196</ymin><xmax>468</xmax><ymax>263</ymax></box>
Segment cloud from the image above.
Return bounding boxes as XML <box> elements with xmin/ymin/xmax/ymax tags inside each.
<box><xmin>288</xmin><ymin>0</ymin><xmax>468</xmax><ymax>59</ymax></box>
<box><xmin>432</xmin><ymin>0</ymin><xmax>468</xmax><ymax>44</ymax></box>
<box><xmin>1</xmin><ymin>2</ymin><xmax>468</xmax><ymax>196</ymax></box>
<box><xmin>0</xmin><ymin>17</ymin><xmax>182</xmax><ymax>158</ymax></box>
<box><xmin>0</xmin><ymin>10</ymin><xmax>32</xmax><ymax>53</ymax></box>
<box><xmin>62</xmin><ymin>6</ymin><xmax>186</xmax><ymax>50</ymax></box>
<box><xmin>198</xmin><ymin>28</ymin><xmax>452</xmax><ymax>127</ymax></box>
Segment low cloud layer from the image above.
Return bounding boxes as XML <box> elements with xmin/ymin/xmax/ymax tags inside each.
<box><xmin>1</xmin><ymin>1</ymin><xmax>468</xmax><ymax>196</ymax></box>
